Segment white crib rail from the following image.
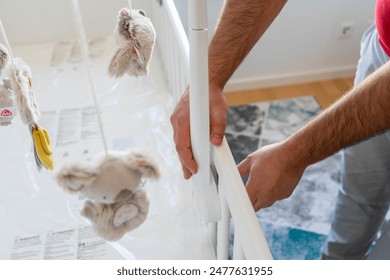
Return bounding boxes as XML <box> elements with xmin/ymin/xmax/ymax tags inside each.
<box><xmin>151</xmin><ymin>0</ymin><xmax>273</xmax><ymax>260</ymax></box>
<box><xmin>150</xmin><ymin>0</ymin><xmax>189</xmax><ymax>101</ymax></box>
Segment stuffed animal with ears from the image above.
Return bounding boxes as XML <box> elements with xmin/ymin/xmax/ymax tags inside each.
<box><xmin>108</xmin><ymin>7</ymin><xmax>156</xmax><ymax>78</ymax></box>
<box><xmin>0</xmin><ymin>44</ymin><xmax>9</xmax><ymax>75</ymax></box>
<box><xmin>0</xmin><ymin>79</ymin><xmax>15</xmax><ymax>126</ymax></box>
<box><xmin>6</xmin><ymin>57</ymin><xmax>53</xmax><ymax>170</ymax></box>
<box><xmin>8</xmin><ymin>57</ymin><xmax>40</xmax><ymax>125</ymax></box>
<box><xmin>56</xmin><ymin>149</ymin><xmax>160</xmax><ymax>241</ymax></box>
<box><xmin>0</xmin><ymin>45</ymin><xmax>14</xmax><ymax>126</ymax></box>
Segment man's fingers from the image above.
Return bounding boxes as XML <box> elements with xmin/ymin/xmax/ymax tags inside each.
<box><xmin>253</xmin><ymin>199</ymin><xmax>264</xmax><ymax>212</ymax></box>
<box><xmin>237</xmin><ymin>157</ymin><xmax>251</xmax><ymax>177</ymax></box>
<box><xmin>210</xmin><ymin>114</ymin><xmax>226</xmax><ymax>147</ymax></box>
<box><xmin>245</xmin><ymin>176</ymin><xmax>258</xmax><ymax>207</ymax></box>
<box><xmin>243</xmin><ymin>164</ymin><xmax>270</xmax><ymax>212</ymax></box>
<box><xmin>176</xmin><ymin>144</ymin><xmax>198</xmax><ymax>175</ymax></box>
<box><xmin>209</xmin><ymin>93</ymin><xmax>227</xmax><ymax>146</ymax></box>
<box><xmin>170</xmin><ymin>88</ymin><xmax>198</xmax><ymax>180</ymax></box>
<box><xmin>253</xmin><ymin>198</ymin><xmax>273</xmax><ymax>212</ymax></box>
<box><xmin>210</xmin><ymin>120</ymin><xmax>225</xmax><ymax>146</ymax></box>
<box><xmin>182</xmin><ymin>165</ymin><xmax>193</xmax><ymax>180</ymax></box>
<box><xmin>248</xmin><ymin>183</ymin><xmax>265</xmax><ymax>212</ymax></box>
<box><xmin>247</xmin><ymin>177</ymin><xmax>274</xmax><ymax>211</ymax></box>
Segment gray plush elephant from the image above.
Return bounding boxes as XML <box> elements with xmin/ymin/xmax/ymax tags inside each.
<box><xmin>56</xmin><ymin>150</ymin><xmax>160</xmax><ymax>241</ymax></box>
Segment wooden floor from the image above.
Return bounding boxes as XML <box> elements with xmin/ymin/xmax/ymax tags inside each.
<box><xmin>225</xmin><ymin>77</ymin><xmax>355</xmax><ymax>109</ymax></box>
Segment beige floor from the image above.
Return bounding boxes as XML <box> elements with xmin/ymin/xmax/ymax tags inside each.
<box><xmin>225</xmin><ymin>77</ymin><xmax>355</xmax><ymax>109</ymax></box>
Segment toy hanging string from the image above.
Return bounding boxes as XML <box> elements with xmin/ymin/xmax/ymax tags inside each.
<box><xmin>71</xmin><ymin>0</ymin><xmax>108</xmax><ymax>154</ymax></box>
<box><xmin>0</xmin><ymin>19</ymin><xmax>15</xmax><ymax>65</ymax></box>
<box><xmin>128</xmin><ymin>0</ymin><xmax>133</xmax><ymax>14</ymax></box>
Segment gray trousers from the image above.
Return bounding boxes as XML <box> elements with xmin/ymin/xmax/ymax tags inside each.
<box><xmin>321</xmin><ymin>25</ymin><xmax>390</xmax><ymax>259</ymax></box>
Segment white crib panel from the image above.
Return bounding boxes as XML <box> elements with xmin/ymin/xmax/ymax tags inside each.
<box><xmin>213</xmin><ymin>138</ymin><xmax>273</xmax><ymax>259</ymax></box>
<box><xmin>154</xmin><ymin>0</ymin><xmax>272</xmax><ymax>259</ymax></box>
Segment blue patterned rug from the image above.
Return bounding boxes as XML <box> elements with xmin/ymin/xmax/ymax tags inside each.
<box><xmin>226</xmin><ymin>96</ymin><xmax>341</xmax><ymax>260</ymax></box>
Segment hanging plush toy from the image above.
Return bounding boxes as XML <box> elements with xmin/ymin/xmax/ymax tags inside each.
<box><xmin>0</xmin><ymin>19</ymin><xmax>54</xmax><ymax>170</ymax></box>
<box><xmin>8</xmin><ymin>57</ymin><xmax>53</xmax><ymax>170</ymax></box>
<box><xmin>0</xmin><ymin>44</ymin><xmax>9</xmax><ymax>75</ymax></box>
<box><xmin>108</xmin><ymin>7</ymin><xmax>156</xmax><ymax>78</ymax></box>
<box><xmin>9</xmin><ymin>57</ymin><xmax>40</xmax><ymax>125</ymax></box>
<box><xmin>0</xmin><ymin>79</ymin><xmax>15</xmax><ymax>126</ymax></box>
<box><xmin>0</xmin><ymin>44</ymin><xmax>13</xmax><ymax>127</ymax></box>
<box><xmin>56</xmin><ymin>150</ymin><xmax>160</xmax><ymax>241</ymax></box>
<box><xmin>56</xmin><ymin>0</ymin><xmax>160</xmax><ymax>240</ymax></box>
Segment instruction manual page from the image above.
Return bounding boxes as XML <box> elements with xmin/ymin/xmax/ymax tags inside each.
<box><xmin>11</xmin><ymin>226</ymin><xmax>109</xmax><ymax>260</ymax></box>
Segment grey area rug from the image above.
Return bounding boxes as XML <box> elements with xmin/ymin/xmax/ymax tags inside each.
<box><xmin>226</xmin><ymin>96</ymin><xmax>341</xmax><ymax>259</ymax></box>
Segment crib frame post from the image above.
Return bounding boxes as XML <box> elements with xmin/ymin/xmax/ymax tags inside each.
<box><xmin>154</xmin><ymin>0</ymin><xmax>273</xmax><ymax>260</ymax></box>
<box><xmin>188</xmin><ymin>0</ymin><xmax>220</xmax><ymax>223</ymax></box>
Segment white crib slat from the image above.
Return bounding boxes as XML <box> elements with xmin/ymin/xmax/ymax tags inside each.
<box><xmin>164</xmin><ymin>0</ymin><xmax>190</xmax><ymax>70</ymax></box>
<box><xmin>217</xmin><ymin>186</ymin><xmax>231</xmax><ymax>260</ymax></box>
<box><xmin>167</xmin><ymin>23</ymin><xmax>174</xmax><ymax>95</ymax></box>
<box><xmin>173</xmin><ymin>43</ymin><xmax>180</xmax><ymax>98</ymax></box>
<box><xmin>233</xmin><ymin>229</ymin><xmax>245</xmax><ymax>260</ymax></box>
<box><xmin>208</xmin><ymin>222</ymin><xmax>218</xmax><ymax>255</ymax></box>
<box><xmin>213</xmin><ymin>138</ymin><xmax>273</xmax><ymax>260</ymax></box>
<box><xmin>152</xmin><ymin>0</ymin><xmax>189</xmax><ymax>100</ymax></box>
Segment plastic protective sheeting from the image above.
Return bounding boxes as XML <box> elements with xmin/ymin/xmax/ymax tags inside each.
<box><xmin>0</xmin><ymin>18</ymin><xmax>214</xmax><ymax>259</ymax></box>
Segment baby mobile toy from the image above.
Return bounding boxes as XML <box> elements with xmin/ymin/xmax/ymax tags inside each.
<box><xmin>108</xmin><ymin>1</ymin><xmax>156</xmax><ymax>78</ymax></box>
<box><xmin>0</xmin><ymin>19</ymin><xmax>54</xmax><ymax>171</ymax></box>
<box><xmin>56</xmin><ymin>0</ymin><xmax>159</xmax><ymax>241</ymax></box>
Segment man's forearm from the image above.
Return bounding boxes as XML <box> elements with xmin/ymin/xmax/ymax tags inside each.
<box><xmin>285</xmin><ymin>60</ymin><xmax>390</xmax><ymax>168</ymax></box>
<box><xmin>208</xmin><ymin>0</ymin><xmax>287</xmax><ymax>90</ymax></box>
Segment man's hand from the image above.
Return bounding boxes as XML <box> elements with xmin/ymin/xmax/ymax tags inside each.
<box><xmin>170</xmin><ymin>85</ymin><xmax>227</xmax><ymax>179</ymax></box>
<box><xmin>237</xmin><ymin>142</ymin><xmax>306</xmax><ymax>211</ymax></box>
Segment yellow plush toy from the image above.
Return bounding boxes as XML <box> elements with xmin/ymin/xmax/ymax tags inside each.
<box><xmin>31</xmin><ymin>125</ymin><xmax>54</xmax><ymax>170</ymax></box>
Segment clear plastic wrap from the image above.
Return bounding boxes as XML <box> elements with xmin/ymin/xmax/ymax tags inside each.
<box><xmin>0</xmin><ymin>0</ymin><xmax>213</xmax><ymax>260</ymax></box>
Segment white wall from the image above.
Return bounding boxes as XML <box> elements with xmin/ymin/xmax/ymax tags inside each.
<box><xmin>0</xmin><ymin>0</ymin><xmax>150</xmax><ymax>45</ymax></box>
<box><xmin>174</xmin><ymin>0</ymin><xmax>376</xmax><ymax>91</ymax></box>
<box><xmin>0</xmin><ymin>0</ymin><xmax>377</xmax><ymax>91</ymax></box>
